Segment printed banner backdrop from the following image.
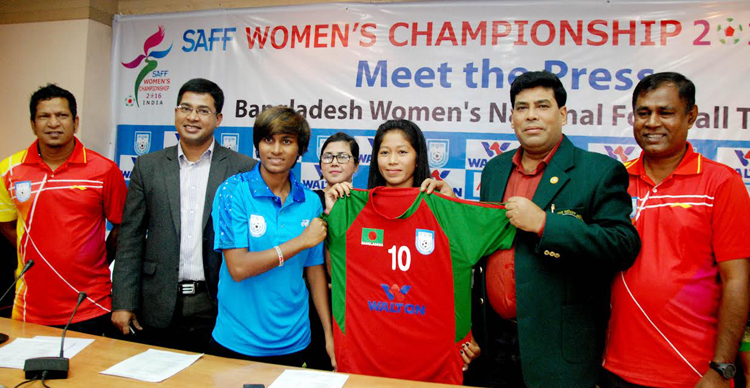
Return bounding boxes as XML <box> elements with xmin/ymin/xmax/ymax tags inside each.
<box><xmin>112</xmin><ymin>1</ymin><xmax>750</xmax><ymax>198</ymax></box>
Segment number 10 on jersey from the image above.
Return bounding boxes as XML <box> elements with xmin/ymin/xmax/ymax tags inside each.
<box><xmin>388</xmin><ymin>245</ymin><xmax>411</xmax><ymax>271</ymax></box>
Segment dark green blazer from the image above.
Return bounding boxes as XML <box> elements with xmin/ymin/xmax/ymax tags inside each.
<box><xmin>474</xmin><ymin>136</ymin><xmax>640</xmax><ymax>387</ymax></box>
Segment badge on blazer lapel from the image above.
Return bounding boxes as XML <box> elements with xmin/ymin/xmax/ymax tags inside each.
<box><xmin>415</xmin><ymin>229</ymin><xmax>435</xmax><ymax>255</ymax></box>
<box><xmin>15</xmin><ymin>181</ymin><xmax>32</xmax><ymax>203</ymax></box>
<box><xmin>249</xmin><ymin>214</ymin><xmax>267</xmax><ymax>237</ymax></box>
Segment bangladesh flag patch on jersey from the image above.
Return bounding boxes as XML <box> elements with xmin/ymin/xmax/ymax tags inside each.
<box><xmin>361</xmin><ymin>228</ymin><xmax>384</xmax><ymax>247</ymax></box>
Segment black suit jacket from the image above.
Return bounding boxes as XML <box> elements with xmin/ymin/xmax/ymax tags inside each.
<box><xmin>112</xmin><ymin>144</ymin><xmax>256</xmax><ymax>328</ymax></box>
<box><xmin>473</xmin><ymin>136</ymin><xmax>640</xmax><ymax>387</ymax></box>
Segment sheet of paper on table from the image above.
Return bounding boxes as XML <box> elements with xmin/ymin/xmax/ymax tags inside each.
<box><xmin>269</xmin><ymin>369</ymin><xmax>349</xmax><ymax>388</ymax></box>
<box><xmin>0</xmin><ymin>336</ymin><xmax>94</xmax><ymax>369</ymax></box>
<box><xmin>100</xmin><ymin>348</ymin><xmax>203</xmax><ymax>383</ymax></box>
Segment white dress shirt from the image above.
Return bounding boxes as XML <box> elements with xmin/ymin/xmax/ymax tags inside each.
<box><xmin>177</xmin><ymin>139</ymin><xmax>214</xmax><ymax>281</ymax></box>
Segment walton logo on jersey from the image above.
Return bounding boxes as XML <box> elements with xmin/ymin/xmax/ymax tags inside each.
<box><xmin>465</xmin><ymin>140</ymin><xmax>518</xmax><ymax>170</ymax></box>
<box><xmin>367</xmin><ymin>283</ymin><xmax>425</xmax><ymax>315</ymax></box>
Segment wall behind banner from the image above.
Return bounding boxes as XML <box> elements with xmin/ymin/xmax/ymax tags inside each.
<box><xmin>0</xmin><ymin>19</ymin><xmax>112</xmax><ymax>159</ymax></box>
<box><xmin>112</xmin><ymin>1</ymin><xmax>750</xmax><ymax>198</ymax></box>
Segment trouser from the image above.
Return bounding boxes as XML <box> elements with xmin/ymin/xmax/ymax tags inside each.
<box><xmin>52</xmin><ymin>312</ymin><xmax>112</xmax><ymax>336</ymax></box>
<box><xmin>208</xmin><ymin>337</ymin><xmax>306</xmax><ymax>367</ymax></box>
<box><xmin>481</xmin><ymin>310</ymin><xmax>527</xmax><ymax>388</ymax></box>
<box><xmin>303</xmin><ymin>285</ymin><xmax>333</xmax><ymax>370</ymax></box>
<box><xmin>137</xmin><ymin>282</ymin><xmax>216</xmax><ymax>354</ymax></box>
<box><xmin>599</xmin><ymin>368</ymin><xmax>653</xmax><ymax>388</ymax></box>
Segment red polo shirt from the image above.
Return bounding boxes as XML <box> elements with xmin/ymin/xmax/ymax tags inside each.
<box><xmin>604</xmin><ymin>143</ymin><xmax>750</xmax><ymax>387</ymax></box>
<box><xmin>0</xmin><ymin>139</ymin><xmax>127</xmax><ymax>325</ymax></box>
<box><xmin>486</xmin><ymin>139</ymin><xmax>561</xmax><ymax>319</ymax></box>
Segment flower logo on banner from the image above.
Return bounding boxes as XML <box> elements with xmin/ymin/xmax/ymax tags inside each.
<box><xmin>715</xmin><ymin>17</ymin><xmax>744</xmax><ymax>45</ymax></box>
<box><xmin>121</xmin><ymin>26</ymin><xmax>173</xmax><ymax>106</ymax></box>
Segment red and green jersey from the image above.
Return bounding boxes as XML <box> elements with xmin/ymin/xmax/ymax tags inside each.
<box><xmin>324</xmin><ymin>187</ymin><xmax>515</xmax><ymax>385</ymax></box>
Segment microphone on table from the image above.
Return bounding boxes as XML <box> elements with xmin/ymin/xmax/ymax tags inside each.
<box><xmin>0</xmin><ymin>260</ymin><xmax>34</xmax><ymax>344</ymax></box>
<box><xmin>23</xmin><ymin>291</ymin><xmax>87</xmax><ymax>380</ymax></box>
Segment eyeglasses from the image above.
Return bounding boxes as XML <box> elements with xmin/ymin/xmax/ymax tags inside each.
<box><xmin>176</xmin><ymin>105</ymin><xmax>217</xmax><ymax>117</ymax></box>
<box><xmin>321</xmin><ymin>153</ymin><xmax>352</xmax><ymax>164</ymax></box>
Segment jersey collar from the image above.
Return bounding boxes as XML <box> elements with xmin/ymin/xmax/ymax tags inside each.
<box><xmin>626</xmin><ymin>142</ymin><xmax>702</xmax><ymax>179</ymax></box>
<box><xmin>23</xmin><ymin>137</ymin><xmax>87</xmax><ymax>166</ymax></box>
<box><xmin>369</xmin><ymin>186</ymin><xmax>424</xmax><ymax>219</ymax></box>
<box><xmin>248</xmin><ymin>163</ymin><xmax>306</xmax><ymax>203</ymax></box>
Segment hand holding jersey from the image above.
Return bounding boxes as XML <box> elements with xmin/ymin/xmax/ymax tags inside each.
<box><xmin>504</xmin><ymin>196</ymin><xmax>546</xmax><ymax>234</ymax></box>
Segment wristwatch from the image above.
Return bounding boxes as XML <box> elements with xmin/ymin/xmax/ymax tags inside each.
<box><xmin>709</xmin><ymin>361</ymin><xmax>736</xmax><ymax>379</ymax></box>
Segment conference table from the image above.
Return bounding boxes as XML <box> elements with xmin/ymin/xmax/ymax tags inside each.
<box><xmin>0</xmin><ymin>318</ymin><xmax>470</xmax><ymax>387</ymax></box>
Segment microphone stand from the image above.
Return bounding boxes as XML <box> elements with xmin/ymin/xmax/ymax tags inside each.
<box><xmin>0</xmin><ymin>260</ymin><xmax>34</xmax><ymax>344</ymax></box>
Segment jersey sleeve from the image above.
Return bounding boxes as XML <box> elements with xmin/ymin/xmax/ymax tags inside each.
<box><xmin>323</xmin><ymin>189</ymin><xmax>369</xmax><ymax>247</ymax></box>
<box><xmin>102</xmin><ymin>161</ymin><xmax>128</xmax><ymax>224</ymax></box>
<box><xmin>213</xmin><ymin>175</ymin><xmax>250</xmax><ymax>251</ymax></box>
<box><xmin>304</xmin><ymin>197</ymin><xmax>325</xmax><ymax>267</ymax></box>
<box><xmin>712</xmin><ymin>172</ymin><xmax>750</xmax><ymax>262</ymax></box>
<box><xmin>428</xmin><ymin>194</ymin><xmax>516</xmax><ymax>266</ymax></box>
<box><xmin>0</xmin><ymin>156</ymin><xmax>19</xmax><ymax>222</ymax></box>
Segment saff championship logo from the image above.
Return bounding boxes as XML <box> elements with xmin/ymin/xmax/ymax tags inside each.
<box><xmin>122</xmin><ymin>26</ymin><xmax>173</xmax><ymax>106</ymax></box>
<box><xmin>715</xmin><ymin>17</ymin><xmax>744</xmax><ymax>45</ymax></box>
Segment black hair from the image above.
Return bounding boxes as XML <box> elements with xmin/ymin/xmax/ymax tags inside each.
<box><xmin>177</xmin><ymin>78</ymin><xmax>225</xmax><ymax>113</ymax></box>
<box><xmin>367</xmin><ymin>119</ymin><xmax>430</xmax><ymax>189</ymax></box>
<box><xmin>30</xmin><ymin>84</ymin><xmax>77</xmax><ymax>120</ymax></box>
<box><xmin>319</xmin><ymin>132</ymin><xmax>360</xmax><ymax>169</ymax></box>
<box><xmin>510</xmin><ymin>70</ymin><xmax>567</xmax><ymax>108</ymax></box>
<box><xmin>632</xmin><ymin>72</ymin><xmax>696</xmax><ymax>113</ymax></box>
<box><xmin>253</xmin><ymin>106</ymin><xmax>311</xmax><ymax>156</ymax></box>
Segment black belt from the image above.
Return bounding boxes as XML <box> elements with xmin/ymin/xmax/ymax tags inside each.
<box><xmin>178</xmin><ymin>281</ymin><xmax>206</xmax><ymax>295</ymax></box>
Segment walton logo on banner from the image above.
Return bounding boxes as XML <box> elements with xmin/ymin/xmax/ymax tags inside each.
<box><xmin>121</xmin><ymin>26</ymin><xmax>173</xmax><ymax>106</ymax></box>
